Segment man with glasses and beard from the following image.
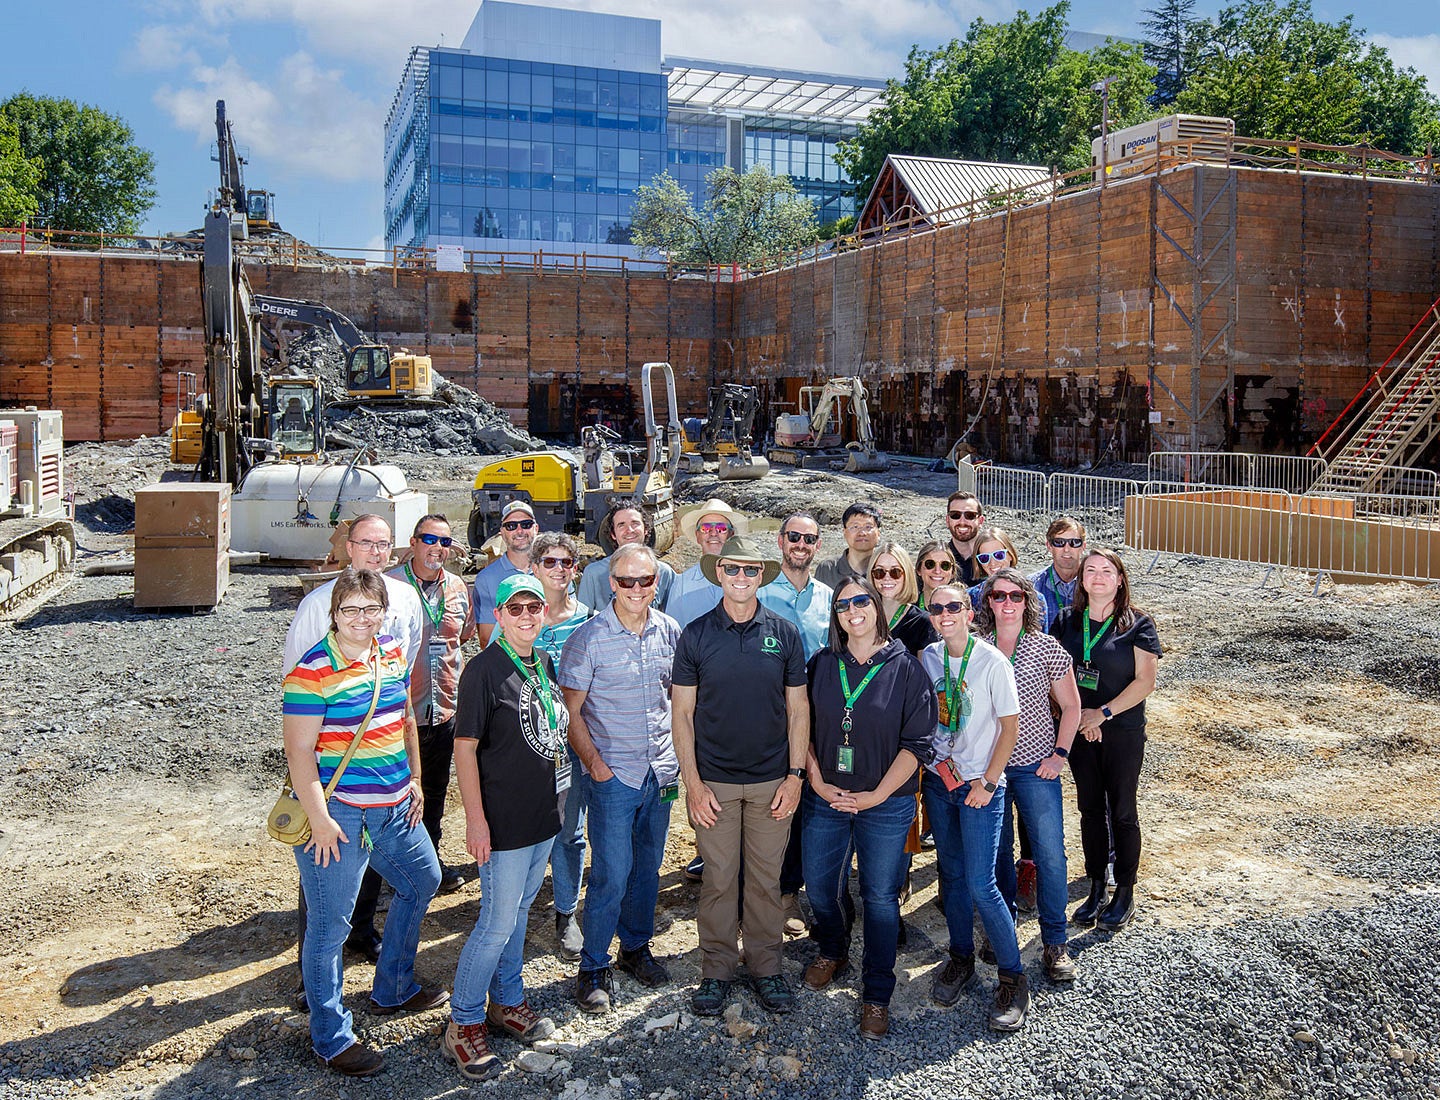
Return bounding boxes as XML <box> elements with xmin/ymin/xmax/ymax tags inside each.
<box><xmin>473</xmin><ymin>501</ymin><xmax>539</xmax><ymax>646</ymax></box>
<box><xmin>931</xmin><ymin>492</ymin><xmax>985</xmax><ymax>585</ymax></box>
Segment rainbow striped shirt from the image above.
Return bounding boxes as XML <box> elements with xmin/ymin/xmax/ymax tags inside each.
<box><xmin>282</xmin><ymin>633</ymin><xmax>412</xmax><ymax>808</ymax></box>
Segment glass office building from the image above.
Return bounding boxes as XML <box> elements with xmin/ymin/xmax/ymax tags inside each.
<box><xmin>384</xmin><ymin>1</ymin><xmax>884</xmax><ymax>258</ymax></box>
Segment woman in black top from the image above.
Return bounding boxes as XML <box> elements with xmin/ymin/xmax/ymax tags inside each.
<box><xmin>1049</xmin><ymin>549</ymin><xmax>1161</xmax><ymax>932</ymax></box>
<box><xmin>866</xmin><ymin>540</ymin><xmax>939</xmax><ymax>656</ymax></box>
<box><xmin>801</xmin><ymin>577</ymin><xmax>936</xmax><ymax>1040</ymax></box>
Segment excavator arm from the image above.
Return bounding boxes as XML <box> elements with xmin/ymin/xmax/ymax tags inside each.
<box><xmin>252</xmin><ymin>295</ymin><xmax>371</xmax><ymax>350</ymax></box>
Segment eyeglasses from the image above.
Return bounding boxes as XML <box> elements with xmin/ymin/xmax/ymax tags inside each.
<box><xmin>337</xmin><ymin>604</ymin><xmax>384</xmax><ymax>620</ymax></box>
<box><xmin>1050</xmin><ymin>537</ymin><xmax>1084</xmax><ymax>548</ymax></box>
<box><xmin>501</xmin><ymin>519</ymin><xmax>536</xmax><ymax>531</ymax></box>
<box><xmin>613</xmin><ymin>574</ymin><xmax>657</xmax><ymax>589</ymax></box>
<box><xmin>927</xmin><ymin>600</ymin><xmax>967</xmax><ymax>615</ymax></box>
<box><xmin>347</xmin><ymin>538</ymin><xmax>392</xmax><ymax>553</ymax></box>
<box><xmin>920</xmin><ymin>558</ymin><xmax>955</xmax><ymax>572</ymax></box>
<box><xmin>989</xmin><ymin>590</ymin><xmax>1027</xmax><ymax>604</ymax></box>
<box><xmin>844</xmin><ymin>523</ymin><xmax>878</xmax><ymax>534</ymax></box>
<box><xmin>834</xmin><ymin>594</ymin><xmax>874</xmax><ymax>612</ymax></box>
<box><xmin>784</xmin><ymin>531</ymin><xmax>819</xmax><ymax>545</ymax></box>
<box><xmin>948</xmin><ymin>509</ymin><xmax>981</xmax><ymax>521</ymax></box>
<box><xmin>416</xmin><ymin>533</ymin><xmax>453</xmax><ymax>547</ymax></box>
<box><xmin>871</xmin><ymin>566</ymin><xmax>904</xmax><ymax>581</ymax></box>
<box><xmin>698</xmin><ymin>521</ymin><xmax>731</xmax><ymax>535</ymax></box>
<box><xmin>501</xmin><ymin>600</ymin><xmax>545</xmax><ymax>616</ymax></box>
<box><xmin>538</xmin><ymin>556</ymin><xmax>574</xmax><ymax>569</ymax></box>
<box><xmin>720</xmin><ymin>563</ymin><xmax>763</xmax><ymax>577</ymax></box>
<box><xmin>976</xmin><ymin>549</ymin><xmax>1008</xmax><ymax>565</ymax></box>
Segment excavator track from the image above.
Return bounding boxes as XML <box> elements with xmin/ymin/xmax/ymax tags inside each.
<box><xmin>0</xmin><ymin>516</ymin><xmax>76</xmax><ymax>620</ymax></box>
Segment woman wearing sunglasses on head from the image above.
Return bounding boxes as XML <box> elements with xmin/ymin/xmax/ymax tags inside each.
<box><xmin>915</xmin><ymin>538</ymin><xmax>958</xmax><ymax>608</ymax></box>
<box><xmin>965</xmin><ymin>526</ymin><xmax>1020</xmax><ymax>611</ymax></box>
<box><xmin>801</xmin><ymin>578</ymin><xmax>936</xmax><ymax>1039</ymax></box>
<box><xmin>973</xmin><ymin>569</ymin><xmax>1081</xmax><ymax>982</ymax></box>
<box><xmin>1048</xmin><ymin>549</ymin><xmax>1162</xmax><ymax>933</ymax></box>
<box><xmin>866</xmin><ymin>541</ymin><xmax>938</xmax><ymax>656</ymax></box>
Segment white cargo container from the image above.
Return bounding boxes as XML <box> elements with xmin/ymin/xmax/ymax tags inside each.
<box><xmin>1092</xmin><ymin>115</ymin><xmax>1235</xmax><ymax>179</ymax></box>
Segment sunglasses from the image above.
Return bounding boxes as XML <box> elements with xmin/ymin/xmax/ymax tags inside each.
<box><xmin>698</xmin><ymin>521</ymin><xmax>731</xmax><ymax>534</ymax></box>
<box><xmin>989</xmin><ymin>590</ymin><xmax>1027</xmax><ymax>604</ymax></box>
<box><xmin>921</xmin><ymin>558</ymin><xmax>955</xmax><ymax>572</ymax></box>
<box><xmin>976</xmin><ymin>549</ymin><xmax>1008</xmax><ymax>565</ymax></box>
<box><xmin>948</xmin><ymin>510</ymin><xmax>981</xmax><ymax>521</ymax></box>
<box><xmin>834</xmin><ymin>594</ymin><xmax>874</xmax><ymax>612</ymax></box>
<box><xmin>337</xmin><ymin>604</ymin><xmax>384</xmax><ymax>619</ymax></box>
<box><xmin>720</xmin><ymin>563</ymin><xmax>763</xmax><ymax>577</ymax></box>
<box><xmin>502</xmin><ymin>519</ymin><xmax>536</xmax><ymax>531</ymax></box>
<box><xmin>538</xmin><ymin>556</ymin><xmax>574</xmax><ymax>569</ymax></box>
<box><xmin>416</xmin><ymin>533</ymin><xmax>453</xmax><ymax>547</ymax></box>
<box><xmin>1050</xmin><ymin>537</ymin><xmax>1084</xmax><ymax>548</ymax></box>
<box><xmin>871</xmin><ymin>566</ymin><xmax>904</xmax><ymax>581</ymax></box>
<box><xmin>501</xmin><ymin>599</ymin><xmax>544</xmax><ymax>616</ymax></box>
<box><xmin>927</xmin><ymin>600</ymin><xmax>967</xmax><ymax>615</ymax></box>
<box><xmin>784</xmin><ymin>531</ymin><xmax>819</xmax><ymax>545</ymax></box>
<box><xmin>613</xmin><ymin>574</ymin><xmax>657</xmax><ymax>589</ymax></box>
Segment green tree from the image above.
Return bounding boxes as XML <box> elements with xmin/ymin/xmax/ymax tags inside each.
<box><xmin>835</xmin><ymin>3</ymin><xmax>1157</xmax><ymax>200</ymax></box>
<box><xmin>1177</xmin><ymin>0</ymin><xmax>1440</xmax><ymax>151</ymax></box>
<box><xmin>629</xmin><ymin>166</ymin><xmax>818</xmax><ymax>266</ymax></box>
<box><xmin>0</xmin><ymin>93</ymin><xmax>157</xmax><ymax>233</ymax></box>
<box><xmin>1141</xmin><ymin>0</ymin><xmax>1202</xmax><ymax>103</ymax></box>
<box><xmin>0</xmin><ymin>114</ymin><xmax>42</xmax><ymax>225</ymax></box>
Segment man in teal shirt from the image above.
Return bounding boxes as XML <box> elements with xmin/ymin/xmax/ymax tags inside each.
<box><xmin>759</xmin><ymin>511</ymin><xmax>833</xmax><ymax>661</ymax></box>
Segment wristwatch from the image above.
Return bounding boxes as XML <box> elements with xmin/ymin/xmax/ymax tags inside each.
<box><xmin>787</xmin><ymin>767</ymin><xmax>808</xmax><ymax>781</ymax></box>
<box><xmin>1052</xmin><ymin>745</ymin><xmax>1070</xmax><ymax>759</ymax></box>
<box><xmin>1101</xmin><ymin>705</ymin><xmax>1114</xmax><ymax>719</ymax></box>
<box><xmin>979</xmin><ymin>777</ymin><xmax>997</xmax><ymax>793</ymax></box>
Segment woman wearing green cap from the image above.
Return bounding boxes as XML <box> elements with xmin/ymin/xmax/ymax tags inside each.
<box><xmin>445</xmin><ymin>573</ymin><xmax>571</xmax><ymax>1081</ymax></box>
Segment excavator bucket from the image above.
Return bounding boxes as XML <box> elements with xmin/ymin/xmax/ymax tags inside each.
<box><xmin>718</xmin><ymin>453</ymin><xmax>770</xmax><ymax>480</ymax></box>
<box><xmin>842</xmin><ymin>446</ymin><xmax>890</xmax><ymax>474</ymax></box>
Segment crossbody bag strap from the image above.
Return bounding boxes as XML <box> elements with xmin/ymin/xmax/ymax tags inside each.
<box><xmin>317</xmin><ymin>649</ymin><xmax>385</xmax><ymax>802</ymax></box>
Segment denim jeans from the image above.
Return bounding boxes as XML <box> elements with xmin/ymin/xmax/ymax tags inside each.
<box><xmin>921</xmin><ymin>772</ymin><xmax>1022</xmax><ymax>977</ymax></box>
<box><xmin>551</xmin><ymin>747</ymin><xmax>588</xmax><ymax>915</ymax></box>
<box><xmin>452</xmin><ymin>837</ymin><xmax>556</xmax><ymax>1023</ymax></box>
<box><xmin>995</xmin><ymin>762</ymin><xmax>1069</xmax><ymax>946</ymax></box>
<box><xmin>295</xmin><ymin>797</ymin><xmax>440</xmax><ymax>1060</ymax></box>
<box><xmin>580</xmin><ymin>769</ymin><xmax>672</xmax><ymax>972</ymax></box>
<box><xmin>801</xmin><ymin>786</ymin><xmax>915</xmax><ymax>1004</ymax></box>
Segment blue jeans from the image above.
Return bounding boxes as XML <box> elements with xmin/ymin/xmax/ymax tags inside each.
<box><xmin>452</xmin><ymin>837</ymin><xmax>556</xmax><ymax>1022</ymax></box>
<box><xmin>801</xmin><ymin>786</ymin><xmax>914</xmax><ymax>1004</ymax></box>
<box><xmin>921</xmin><ymin>772</ymin><xmax>1022</xmax><ymax>977</ymax></box>
<box><xmin>995</xmin><ymin>762</ymin><xmax>1069</xmax><ymax>946</ymax></box>
<box><xmin>551</xmin><ymin>748</ymin><xmax>588</xmax><ymax>915</ymax></box>
<box><xmin>295</xmin><ymin>797</ymin><xmax>440</xmax><ymax>1060</ymax></box>
<box><xmin>581</xmin><ymin>770</ymin><xmax>672</xmax><ymax>972</ymax></box>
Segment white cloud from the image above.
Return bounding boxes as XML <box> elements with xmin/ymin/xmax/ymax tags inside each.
<box><xmin>1370</xmin><ymin>33</ymin><xmax>1440</xmax><ymax>97</ymax></box>
<box><xmin>127</xmin><ymin>24</ymin><xmax>206</xmax><ymax>71</ymax></box>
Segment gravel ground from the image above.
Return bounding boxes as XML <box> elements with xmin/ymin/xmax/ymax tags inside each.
<box><xmin>1</xmin><ymin>453</ymin><xmax>1437</xmax><ymax>1099</ymax></box>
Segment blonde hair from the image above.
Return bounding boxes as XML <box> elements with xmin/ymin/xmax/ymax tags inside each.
<box><xmin>866</xmin><ymin>541</ymin><xmax>919</xmax><ymax>605</ymax></box>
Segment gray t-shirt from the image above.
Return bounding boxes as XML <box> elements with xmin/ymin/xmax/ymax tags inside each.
<box><xmin>921</xmin><ymin>636</ymin><xmax>1020</xmax><ymax>785</ymax></box>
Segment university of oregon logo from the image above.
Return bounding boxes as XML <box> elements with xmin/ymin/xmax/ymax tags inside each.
<box><xmin>762</xmin><ymin>635</ymin><xmax>780</xmax><ymax>655</ymax></box>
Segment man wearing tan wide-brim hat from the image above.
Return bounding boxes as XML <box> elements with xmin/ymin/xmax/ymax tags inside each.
<box><xmin>666</xmin><ymin>498</ymin><xmax>750</xmax><ymax>629</ymax></box>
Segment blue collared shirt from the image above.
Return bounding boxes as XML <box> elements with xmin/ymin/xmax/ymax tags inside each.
<box><xmin>472</xmin><ymin>554</ymin><xmax>525</xmax><ymax>626</ymax></box>
<box><xmin>576</xmin><ymin>554</ymin><xmax>675</xmax><ymax>613</ymax></box>
<box><xmin>666</xmin><ymin>562</ymin><xmax>722</xmax><ymax>628</ymax></box>
<box><xmin>759</xmin><ymin>571</ymin><xmax>834</xmax><ymax>660</ymax></box>
<box><xmin>557</xmin><ymin>602</ymin><xmax>681</xmax><ymax>790</ymax></box>
<box><xmin>1030</xmin><ymin>566</ymin><xmax>1079</xmax><ymax>632</ymax></box>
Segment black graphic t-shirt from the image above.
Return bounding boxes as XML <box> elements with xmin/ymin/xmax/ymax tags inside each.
<box><xmin>455</xmin><ymin>643</ymin><xmax>570</xmax><ymax>851</ymax></box>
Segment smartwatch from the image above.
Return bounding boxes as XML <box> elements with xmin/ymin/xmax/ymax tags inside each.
<box><xmin>1052</xmin><ymin>745</ymin><xmax>1070</xmax><ymax>759</ymax></box>
<box><xmin>1101</xmin><ymin>705</ymin><xmax>1114</xmax><ymax>720</ymax></box>
<box><xmin>787</xmin><ymin>767</ymin><xmax>808</xmax><ymax>781</ymax></box>
<box><xmin>979</xmin><ymin>778</ymin><xmax>997</xmax><ymax>793</ymax></box>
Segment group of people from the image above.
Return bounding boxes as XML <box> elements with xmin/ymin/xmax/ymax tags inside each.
<box><xmin>277</xmin><ymin>489</ymin><xmax>1162</xmax><ymax>1078</ymax></box>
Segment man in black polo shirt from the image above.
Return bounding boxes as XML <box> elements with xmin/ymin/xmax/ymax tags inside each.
<box><xmin>672</xmin><ymin>535</ymin><xmax>809</xmax><ymax>1018</ymax></box>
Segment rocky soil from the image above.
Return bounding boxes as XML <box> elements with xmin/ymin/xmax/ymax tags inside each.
<box><xmin>1</xmin><ymin>447</ymin><xmax>1437</xmax><ymax>1099</ymax></box>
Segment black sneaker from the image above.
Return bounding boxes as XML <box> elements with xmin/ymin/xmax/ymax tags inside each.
<box><xmin>575</xmin><ymin>967</ymin><xmax>615</xmax><ymax>1014</ymax></box>
<box><xmin>616</xmin><ymin>944</ymin><xmax>670</xmax><ymax>988</ymax></box>
<box><xmin>683</xmin><ymin>856</ymin><xmax>705</xmax><ymax>883</ymax></box>
<box><xmin>750</xmin><ymin>974</ymin><xmax>794</xmax><ymax>1015</ymax></box>
<box><xmin>932</xmin><ymin>952</ymin><xmax>976</xmax><ymax>1007</ymax></box>
<box><xmin>344</xmin><ymin>930</ymin><xmax>382</xmax><ymax>965</ymax></box>
<box><xmin>691</xmin><ymin>977</ymin><xmax>732</xmax><ymax>1016</ymax></box>
<box><xmin>438</xmin><ymin>864</ymin><xmax>465</xmax><ymax>895</ymax></box>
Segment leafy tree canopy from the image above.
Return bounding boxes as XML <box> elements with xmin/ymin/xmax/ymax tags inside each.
<box><xmin>0</xmin><ymin>114</ymin><xmax>42</xmax><ymax>226</ymax></box>
<box><xmin>0</xmin><ymin>93</ymin><xmax>157</xmax><ymax>234</ymax></box>
<box><xmin>629</xmin><ymin>166</ymin><xmax>818</xmax><ymax>266</ymax></box>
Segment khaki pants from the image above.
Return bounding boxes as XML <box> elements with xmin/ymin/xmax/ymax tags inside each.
<box><xmin>694</xmin><ymin>777</ymin><xmax>789</xmax><ymax>980</ymax></box>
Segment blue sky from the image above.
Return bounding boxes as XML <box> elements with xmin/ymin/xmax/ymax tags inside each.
<box><xmin>7</xmin><ymin>1</ymin><xmax>1437</xmax><ymax>251</ymax></box>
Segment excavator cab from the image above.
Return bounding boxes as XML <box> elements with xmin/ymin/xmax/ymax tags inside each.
<box><xmin>344</xmin><ymin>345</ymin><xmax>434</xmax><ymax>401</ymax></box>
<box><xmin>245</xmin><ymin>189</ymin><xmax>277</xmax><ymax>232</ymax></box>
<box><xmin>268</xmin><ymin>378</ymin><xmax>324</xmax><ymax>459</ymax></box>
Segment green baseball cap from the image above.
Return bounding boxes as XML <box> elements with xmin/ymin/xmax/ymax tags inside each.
<box><xmin>495</xmin><ymin>573</ymin><xmax>546</xmax><ymax>608</ymax></box>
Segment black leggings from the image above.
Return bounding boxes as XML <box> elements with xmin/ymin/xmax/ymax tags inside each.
<box><xmin>1067</xmin><ymin>725</ymin><xmax>1145</xmax><ymax>886</ymax></box>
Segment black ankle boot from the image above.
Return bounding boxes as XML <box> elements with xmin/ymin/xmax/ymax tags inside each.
<box><xmin>1071</xmin><ymin>879</ymin><xmax>1108</xmax><ymax>926</ymax></box>
<box><xmin>1096</xmin><ymin>885</ymin><xmax>1135</xmax><ymax>931</ymax></box>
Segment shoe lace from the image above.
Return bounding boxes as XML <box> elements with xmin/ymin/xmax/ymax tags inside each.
<box><xmin>994</xmin><ymin>980</ymin><xmax>1015</xmax><ymax>1010</ymax></box>
<box><xmin>862</xmin><ymin>1004</ymin><xmax>886</xmax><ymax>1019</ymax></box>
<box><xmin>506</xmin><ymin>1000</ymin><xmax>540</xmax><ymax>1027</ymax></box>
<box><xmin>454</xmin><ymin>1021</ymin><xmax>491</xmax><ymax>1053</ymax></box>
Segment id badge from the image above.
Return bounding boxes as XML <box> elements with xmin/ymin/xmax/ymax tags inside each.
<box><xmin>938</xmin><ymin>758</ymin><xmax>964</xmax><ymax>792</ymax></box>
<box><xmin>836</xmin><ymin>745</ymin><xmax>855</xmax><ymax>774</ymax></box>
<box><xmin>426</xmin><ymin>636</ymin><xmax>446</xmax><ymax>715</ymax></box>
<box><xmin>554</xmin><ymin>754</ymin><xmax>572</xmax><ymax>794</ymax></box>
<box><xmin>936</xmin><ymin>689</ymin><xmax>951</xmax><ymax>727</ymax></box>
<box><xmin>1077</xmin><ymin>665</ymin><xmax>1100</xmax><ymax>691</ymax></box>
<box><xmin>659</xmin><ymin>783</ymin><xmax>680</xmax><ymax>804</ymax></box>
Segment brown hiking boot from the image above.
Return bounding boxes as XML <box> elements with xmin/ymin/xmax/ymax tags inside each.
<box><xmin>859</xmin><ymin>1002</ymin><xmax>889</xmax><ymax>1039</ymax></box>
<box><xmin>803</xmin><ymin>955</ymin><xmax>850</xmax><ymax>991</ymax></box>
<box><xmin>486</xmin><ymin>999</ymin><xmax>556</xmax><ymax>1043</ymax></box>
<box><xmin>443</xmin><ymin>1020</ymin><xmax>502</xmax><ymax>1081</ymax></box>
<box><xmin>782</xmin><ymin>892</ymin><xmax>808</xmax><ymax>937</ymax></box>
<box><xmin>1043</xmin><ymin>943</ymin><xmax>1076</xmax><ymax>982</ymax></box>
<box><xmin>320</xmin><ymin>1042</ymin><xmax>384</xmax><ymax>1077</ymax></box>
<box><xmin>988</xmin><ymin>971</ymin><xmax>1030</xmax><ymax>1032</ymax></box>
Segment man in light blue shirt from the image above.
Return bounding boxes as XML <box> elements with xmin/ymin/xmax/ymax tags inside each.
<box><xmin>667</xmin><ymin>498</ymin><xmax>747</xmax><ymax>628</ymax></box>
<box><xmin>759</xmin><ymin>510</ymin><xmax>833</xmax><ymax>661</ymax></box>
<box><xmin>472</xmin><ymin>500</ymin><xmax>537</xmax><ymax>645</ymax></box>
<box><xmin>577</xmin><ymin>503</ymin><xmax>675</xmax><ymax>612</ymax></box>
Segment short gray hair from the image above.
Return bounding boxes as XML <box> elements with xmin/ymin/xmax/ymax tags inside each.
<box><xmin>610</xmin><ymin>543</ymin><xmax>658</xmax><ymax>574</ymax></box>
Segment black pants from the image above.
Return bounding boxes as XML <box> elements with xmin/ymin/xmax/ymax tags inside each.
<box><xmin>416</xmin><ymin>717</ymin><xmax>456</xmax><ymax>854</ymax></box>
<box><xmin>1068</xmin><ymin>725</ymin><xmax>1145</xmax><ymax>886</ymax></box>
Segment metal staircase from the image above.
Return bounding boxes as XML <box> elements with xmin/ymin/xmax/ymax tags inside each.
<box><xmin>1308</xmin><ymin>299</ymin><xmax>1440</xmax><ymax>496</ymax></box>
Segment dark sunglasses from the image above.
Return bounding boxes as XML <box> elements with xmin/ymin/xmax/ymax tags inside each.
<box><xmin>976</xmin><ymin>549</ymin><xmax>1008</xmax><ymax>565</ymax></box>
<box><xmin>927</xmin><ymin>600</ymin><xmax>967</xmax><ymax>615</ymax></box>
<box><xmin>1050</xmin><ymin>537</ymin><xmax>1084</xmax><ymax>548</ymax></box>
<box><xmin>613</xmin><ymin>574</ymin><xmax>657</xmax><ymax>589</ymax></box>
<box><xmin>720</xmin><ymin>563</ymin><xmax>763</xmax><ymax>577</ymax></box>
<box><xmin>948</xmin><ymin>509</ymin><xmax>981</xmax><ymax>521</ymax></box>
<box><xmin>920</xmin><ymin>558</ymin><xmax>955</xmax><ymax>571</ymax></box>
<box><xmin>502</xmin><ymin>600</ymin><xmax>544</xmax><ymax>616</ymax></box>
<box><xmin>989</xmin><ymin>590</ymin><xmax>1027</xmax><ymax>604</ymax></box>
<box><xmin>416</xmin><ymin>533</ymin><xmax>453</xmax><ymax>547</ymax></box>
<box><xmin>538</xmin><ymin>555</ymin><xmax>574</xmax><ymax>569</ymax></box>
<box><xmin>501</xmin><ymin>519</ymin><xmax>536</xmax><ymax>531</ymax></box>
<box><xmin>834</xmin><ymin>593</ymin><xmax>874</xmax><ymax>612</ymax></box>
<box><xmin>871</xmin><ymin>566</ymin><xmax>904</xmax><ymax>581</ymax></box>
<box><xmin>784</xmin><ymin>531</ymin><xmax>819</xmax><ymax>545</ymax></box>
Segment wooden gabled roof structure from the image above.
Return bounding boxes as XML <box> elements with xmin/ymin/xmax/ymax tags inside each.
<box><xmin>857</xmin><ymin>154</ymin><xmax>1054</xmax><ymax>234</ymax></box>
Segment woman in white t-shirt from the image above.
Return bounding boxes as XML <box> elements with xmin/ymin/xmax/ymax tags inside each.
<box><xmin>919</xmin><ymin>585</ymin><xmax>1028</xmax><ymax>1033</ymax></box>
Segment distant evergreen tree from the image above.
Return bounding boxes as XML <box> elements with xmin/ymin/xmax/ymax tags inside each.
<box><xmin>1141</xmin><ymin>0</ymin><xmax>1199</xmax><ymax>103</ymax></box>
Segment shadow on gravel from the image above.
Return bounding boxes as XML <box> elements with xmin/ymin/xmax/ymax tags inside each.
<box><xmin>13</xmin><ymin>596</ymin><xmax>143</xmax><ymax>629</ymax></box>
<box><xmin>73</xmin><ymin>494</ymin><xmax>135</xmax><ymax>533</ymax></box>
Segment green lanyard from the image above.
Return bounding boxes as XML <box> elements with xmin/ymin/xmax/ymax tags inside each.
<box><xmin>1005</xmin><ymin>629</ymin><xmax>1025</xmax><ymax>667</ymax></box>
<box><xmin>943</xmin><ymin>636</ymin><xmax>976</xmax><ymax>732</ymax></box>
<box><xmin>837</xmin><ymin>656</ymin><xmax>886</xmax><ymax>734</ymax></box>
<box><xmin>1082</xmin><ymin>615</ymin><xmax>1114</xmax><ymax>664</ymax></box>
<box><xmin>403</xmin><ymin>563</ymin><xmax>445</xmax><ymax>628</ymax></box>
<box><xmin>497</xmin><ymin>636</ymin><xmax>559</xmax><ymax>739</ymax></box>
<box><xmin>887</xmin><ymin>604</ymin><xmax>906</xmax><ymax>630</ymax></box>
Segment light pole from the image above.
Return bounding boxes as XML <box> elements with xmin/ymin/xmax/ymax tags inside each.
<box><xmin>1092</xmin><ymin>76</ymin><xmax>1118</xmax><ymax>186</ymax></box>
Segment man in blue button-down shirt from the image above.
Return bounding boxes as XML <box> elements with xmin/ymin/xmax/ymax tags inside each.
<box><xmin>559</xmin><ymin>544</ymin><xmax>681</xmax><ymax>1014</ymax></box>
<box><xmin>759</xmin><ymin>511</ymin><xmax>834</xmax><ymax>662</ymax></box>
<box><xmin>1030</xmin><ymin>516</ymin><xmax>1087</xmax><ymax>631</ymax></box>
